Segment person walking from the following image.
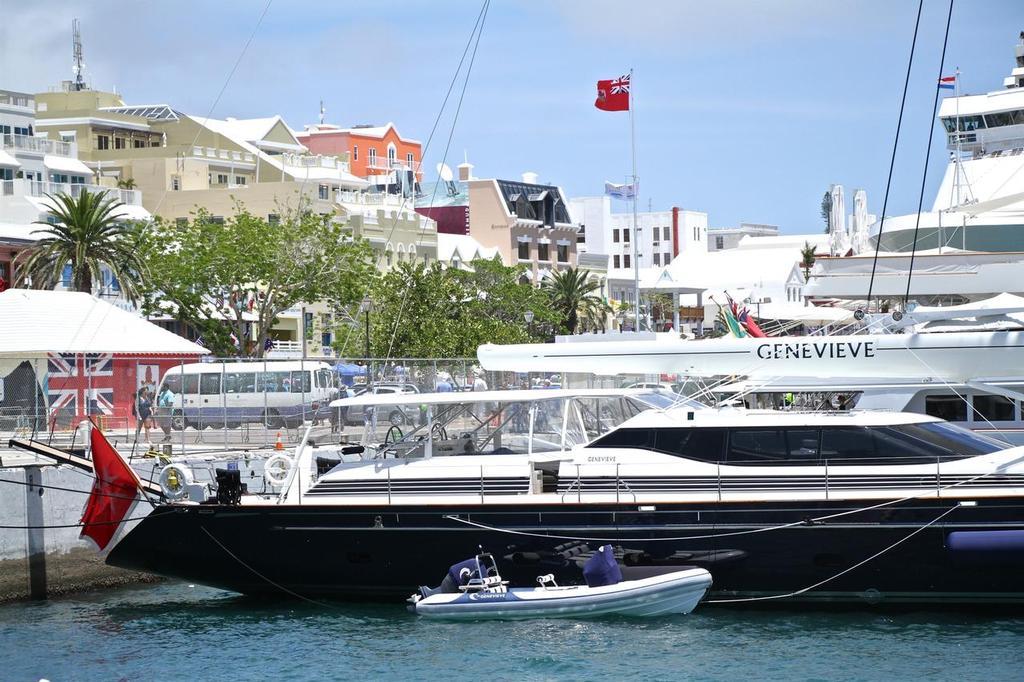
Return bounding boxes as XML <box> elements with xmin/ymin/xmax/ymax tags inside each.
<box><xmin>134</xmin><ymin>387</ymin><xmax>155</xmax><ymax>445</ymax></box>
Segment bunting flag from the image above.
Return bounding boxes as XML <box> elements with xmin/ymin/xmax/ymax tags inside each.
<box><xmin>80</xmin><ymin>426</ymin><xmax>145</xmax><ymax>551</ymax></box>
<box><xmin>736</xmin><ymin>306</ymin><xmax>768</xmax><ymax>338</ymax></box>
<box><xmin>595</xmin><ymin>74</ymin><xmax>630</xmax><ymax>112</ymax></box>
<box><xmin>713</xmin><ymin>297</ymin><xmax>746</xmax><ymax>338</ymax></box>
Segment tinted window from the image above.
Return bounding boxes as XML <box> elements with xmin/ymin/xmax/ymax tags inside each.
<box><xmin>199</xmin><ymin>374</ymin><xmax>221</xmax><ymax>395</ymax></box>
<box><xmin>887</xmin><ymin>422</ymin><xmax>1008</xmax><ymax>457</ymax></box>
<box><xmin>972</xmin><ymin>395</ymin><xmax>1015</xmax><ymax>422</ymax></box>
<box><xmin>291</xmin><ymin>371</ymin><xmax>311</xmax><ymax>393</ymax></box>
<box><xmin>820</xmin><ymin>427</ymin><xmax>876</xmax><ymax>462</ymax></box>
<box><xmin>653</xmin><ymin>428</ymin><xmax>727</xmax><ymax>463</ymax></box>
<box><xmin>590</xmin><ymin>428</ymin><xmax>655</xmax><ymax>451</ymax></box>
<box><xmin>728</xmin><ymin>429</ymin><xmax>788</xmax><ymax>464</ymax></box>
<box><xmin>925</xmin><ymin>394</ymin><xmax>967</xmax><ymax>422</ymax></box>
<box><xmin>786</xmin><ymin>429</ymin><xmax>820</xmax><ymax>463</ymax></box>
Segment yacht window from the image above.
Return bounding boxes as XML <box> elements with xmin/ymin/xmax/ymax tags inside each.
<box><xmin>786</xmin><ymin>429</ymin><xmax>820</xmax><ymax>462</ymax></box>
<box><xmin>666</xmin><ymin>428</ymin><xmax>727</xmax><ymax>462</ymax></box>
<box><xmin>972</xmin><ymin>394</ymin><xmax>1016</xmax><ymax>422</ymax></box>
<box><xmin>924</xmin><ymin>394</ymin><xmax>967</xmax><ymax>422</ymax></box>
<box><xmin>589</xmin><ymin>427</ymin><xmax>654</xmax><ymax>451</ymax></box>
<box><xmin>820</xmin><ymin>427</ymin><xmax>877</xmax><ymax>462</ymax></box>
<box><xmin>885</xmin><ymin>422</ymin><xmax>1009</xmax><ymax>456</ymax></box>
<box><xmin>728</xmin><ymin>429</ymin><xmax>788</xmax><ymax>464</ymax></box>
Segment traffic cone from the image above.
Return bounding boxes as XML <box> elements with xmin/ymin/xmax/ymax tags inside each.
<box><xmin>275</xmin><ymin>432</ymin><xmax>284</xmax><ymax>451</ymax></box>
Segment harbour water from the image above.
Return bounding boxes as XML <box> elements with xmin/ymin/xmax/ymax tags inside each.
<box><xmin>1</xmin><ymin>582</ymin><xmax>1022</xmax><ymax>681</ymax></box>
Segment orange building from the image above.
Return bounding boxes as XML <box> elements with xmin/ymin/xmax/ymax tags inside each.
<box><xmin>296</xmin><ymin>122</ymin><xmax>422</xmax><ymax>182</ymax></box>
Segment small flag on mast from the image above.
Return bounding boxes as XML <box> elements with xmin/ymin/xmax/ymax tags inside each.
<box><xmin>595</xmin><ymin>74</ymin><xmax>630</xmax><ymax>111</ymax></box>
<box><xmin>939</xmin><ymin>75</ymin><xmax>956</xmax><ymax>90</ymax></box>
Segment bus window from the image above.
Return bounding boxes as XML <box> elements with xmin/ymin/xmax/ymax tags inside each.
<box><xmin>225</xmin><ymin>372</ymin><xmax>256</xmax><ymax>393</ymax></box>
<box><xmin>182</xmin><ymin>374</ymin><xmax>199</xmax><ymax>394</ymax></box>
<box><xmin>291</xmin><ymin>371</ymin><xmax>311</xmax><ymax>393</ymax></box>
<box><xmin>200</xmin><ymin>374</ymin><xmax>221</xmax><ymax>395</ymax></box>
<box><xmin>161</xmin><ymin>374</ymin><xmax>183</xmax><ymax>394</ymax></box>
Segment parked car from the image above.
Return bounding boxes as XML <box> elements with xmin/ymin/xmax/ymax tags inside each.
<box><xmin>343</xmin><ymin>382</ymin><xmax>421</xmax><ymax>426</ymax></box>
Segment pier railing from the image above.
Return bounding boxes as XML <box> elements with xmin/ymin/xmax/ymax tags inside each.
<box><xmin>0</xmin><ymin>354</ymin><xmax>666</xmax><ymax>462</ymax></box>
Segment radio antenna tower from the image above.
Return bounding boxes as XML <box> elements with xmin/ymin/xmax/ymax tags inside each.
<box><xmin>71</xmin><ymin>19</ymin><xmax>86</xmax><ymax>91</ymax></box>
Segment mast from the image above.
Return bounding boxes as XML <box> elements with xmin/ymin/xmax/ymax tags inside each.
<box><xmin>629</xmin><ymin>67</ymin><xmax>640</xmax><ymax>332</ymax></box>
<box><xmin>71</xmin><ymin>19</ymin><xmax>86</xmax><ymax>92</ymax></box>
<box><xmin>954</xmin><ymin>66</ymin><xmax>962</xmax><ymax>206</ymax></box>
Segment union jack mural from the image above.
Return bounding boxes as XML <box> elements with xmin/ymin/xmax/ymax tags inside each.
<box><xmin>47</xmin><ymin>353</ymin><xmax>116</xmax><ymax>418</ymax></box>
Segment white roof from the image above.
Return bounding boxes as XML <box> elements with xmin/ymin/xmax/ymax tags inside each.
<box><xmin>0</xmin><ymin>222</ymin><xmax>40</xmax><ymax>242</ymax></box>
<box><xmin>748</xmin><ymin>301</ymin><xmax>853</xmax><ymax>323</ymax></box>
<box><xmin>110</xmin><ymin>203</ymin><xmax>152</xmax><ymax>221</ymax></box>
<box><xmin>43</xmin><ymin>155</ymin><xmax>93</xmax><ymax>176</ymax></box>
<box><xmin>737</xmin><ymin>233</ymin><xmax>829</xmax><ymax>251</ymax></box>
<box><xmin>0</xmin><ymin>150</ymin><xmax>20</xmax><ymax>167</ymax></box>
<box><xmin>437</xmin><ymin>233</ymin><xmax>500</xmax><ymax>263</ymax></box>
<box><xmin>298</xmin><ymin>122</ymin><xmax>422</xmax><ymax>144</ymax></box>
<box><xmin>0</xmin><ymin>289</ymin><xmax>209</xmax><ymax>357</ymax></box>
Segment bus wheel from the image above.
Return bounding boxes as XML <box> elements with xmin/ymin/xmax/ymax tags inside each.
<box><xmin>264</xmin><ymin>410</ymin><xmax>284</xmax><ymax>429</ymax></box>
<box><xmin>170</xmin><ymin>411</ymin><xmax>186</xmax><ymax>431</ymax></box>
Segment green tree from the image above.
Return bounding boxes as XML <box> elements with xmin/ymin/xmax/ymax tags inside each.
<box><xmin>800</xmin><ymin>240</ymin><xmax>816</xmax><ymax>279</ymax></box>
<box><xmin>820</xmin><ymin>190</ymin><xmax>832</xmax><ymax>234</ymax></box>
<box><xmin>137</xmin><ymin>205</ymin><xmax>374</xmax><ymax>357</ymax></box>
<box><xmin>116</xmin><ymin>177</ymin><xmax>137</xmax><ymax>190</ymax></box>
<box><xmin>15</xmin><ymin>188</ymin><xmax>147</xmax><ymax>301</ymax></box>
<box><xmin>335</xmin><ymin>259</ymin><xmax>552</xmax><ymax>358</ymax></box>
<box><xmin>542</xmin><ymin>267</ymin><xmax>610</xmax><ymax>334</ymax></box>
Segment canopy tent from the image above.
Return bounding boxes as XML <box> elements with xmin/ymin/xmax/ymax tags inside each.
<box><xmin>0</xmin><ymin>289</ymin><xmax>208</xmax><ymax>358</ymax></box>
<box><xmin>334</xmin><ymin>362</ymin><xmax>367</xmax><ymax>386</ymax></box>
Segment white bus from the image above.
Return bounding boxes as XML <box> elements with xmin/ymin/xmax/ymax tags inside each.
<box><xmin>157</xmin><ymin>361</ymin><xmax>338</xmax><ymax>430</ymax></box>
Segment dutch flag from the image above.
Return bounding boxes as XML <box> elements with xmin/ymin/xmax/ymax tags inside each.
<box><xmin>939</xmin><ymin>75</ymin><xmax>956</xmax><ymax>91</ymax></box>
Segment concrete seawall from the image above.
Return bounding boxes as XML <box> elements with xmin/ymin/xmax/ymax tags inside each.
<box><xmin>0</xmin><ymin>465</ymin><xmax>161</xmax><ymax>602</ymax></box>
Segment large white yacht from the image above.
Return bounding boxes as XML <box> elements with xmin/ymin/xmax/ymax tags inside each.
<box><xmin>872</xmin><ymin>34</ymin><xmax>1024</xmax><ymax>253</ymax></box>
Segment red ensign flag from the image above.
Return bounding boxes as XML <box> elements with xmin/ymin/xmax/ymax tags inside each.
<box><xmin>80</xmin><ymin>427</ymin><xmax>144</xmax><ymax>550</ymax></box>
<box><xmin>595</xmin><ymin>74</ymin><xmax>630</xmax><ymax>111</ymax></box>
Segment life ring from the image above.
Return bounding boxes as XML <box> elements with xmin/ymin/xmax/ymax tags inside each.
<box><xmin>159</xmin><ymin>464</ymin><xmax>194</xmax><ymax>500</ymax></box>
<box><xmin>263</xmin><ymin>454</ymin><xmax>293</xmax><ymax>486</ymax></box>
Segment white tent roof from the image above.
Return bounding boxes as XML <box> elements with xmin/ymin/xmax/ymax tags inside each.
<box><xmin>0</xmin><ymin>289</ymin><xmax>209</xmax><ymax>357</ymax></box>
<box><xmin>43</xmin><ymin>155</ymin><xmax>93</xmax><ymax>176</ymax></box>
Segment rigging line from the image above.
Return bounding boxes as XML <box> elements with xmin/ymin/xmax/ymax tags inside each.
<box><xmin>442</xmin><ymin>462</ymin><xmax>1009</xmax><ymax>543</ymax></box>
<box><xmin>704</xmin><ymin>504</ymin><xmax>958</xmax><ymax>604</ymax></box>
<box><xmin>384</xmin><ymin>0</ymin><xmax>491</xmax><ymax>362</ymax></box>
<box><xmin>865</xmin><ymin>0</ymin><xmax>924</xmax><ymax>312</ymax></box>
<box><xmin>904</xmin><ymin>0</ymin><xmax>955</xmax><ymax>305</ymax></box>
<box><xmin>199</xmin><ymin>526</ymin><xmax>337</xmax><ymax>609</ymax></box>
<box><xmin>0</xmin><ymin>509</ymin><xmax>168</xmax><ymax>531</ymax></box>
<box><xmin>0</xmin><ymin>474</ymin><xmax>153</xmax><ymax>502</ymax></box>
<box><xmin>337</xmin><ymin>0</ymin><xmax>490</xmax><ymax>355</ymax></box>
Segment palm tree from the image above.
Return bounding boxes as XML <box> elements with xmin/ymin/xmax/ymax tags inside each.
<box><xmin>15</xmin><ymin>188</ymin><xmax>146</xmax><ymax>301</ymax></box>
<box><xmin>542</xmin><ymin>267</ymin><xmax>610</xmax><ymax>334</ymax></box>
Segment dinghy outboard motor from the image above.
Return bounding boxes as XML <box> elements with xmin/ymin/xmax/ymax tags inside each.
<box><xmin>583</xmin><ymin>545</ymin><xmax>623</xmax><ymax>588</ymax></box>
<box><xmin>419</xmin><ymin>557</ymin><xmax>481</xmax><ymax>598</ymax></box>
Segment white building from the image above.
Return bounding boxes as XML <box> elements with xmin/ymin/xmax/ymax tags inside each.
<box><xmin>569</xmin><ymin>195</ymin><xmax>707</xmax><ymax>272</ymax></box>
<box><xmin>708</xmin><ymin>222</ymin><xmax>780</xmax><ymax>251</ymax></box>
<box><xmin>0</xmin><ymin>89</ymin><xmax>149</xmax><ymax>303</ymax></box>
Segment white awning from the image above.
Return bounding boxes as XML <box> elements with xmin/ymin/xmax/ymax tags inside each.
<box><xmin>0</xmin><ymin>150</ymin><xmax>20</xmax><ymax>168</ymax></box>
<box><xmin>110</xmin><ymin>204</ymin><xmax>153</xmax><ymax>221</ymax></box>
<box><xmin>43</xmin><ymin>155</ymin><xmax>93</xmax><ymax>176</ymax></box>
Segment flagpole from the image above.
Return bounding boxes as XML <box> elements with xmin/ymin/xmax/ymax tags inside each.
<box><xmin>629</xmin><ymin>67</ymin><xmax>640</xmax><ymax>332</ymax></box>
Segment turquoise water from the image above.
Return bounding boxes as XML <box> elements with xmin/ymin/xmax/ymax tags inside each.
<box><xmin>1</xmin><ymin>582</ymin><xmax>1023</xmax><ymax>681</ymax></box>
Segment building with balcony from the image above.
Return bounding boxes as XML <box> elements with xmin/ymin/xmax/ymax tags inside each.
<box><xmin>295</xmin><ymin>122</ymin><xmax>422</xmax><ymax>186</ymax></box>
<box><xmin>1</xmin><ymin>88</ymin><xmax>149</xmax><ymax>297</ymax></box>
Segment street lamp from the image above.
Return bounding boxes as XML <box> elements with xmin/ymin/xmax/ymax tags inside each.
<box><xmin>360</xmin><ymin>296</ymin><xmax>373</xmax><ymax>385</ymax></box>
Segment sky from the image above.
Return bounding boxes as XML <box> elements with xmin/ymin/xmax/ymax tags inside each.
<box><xmin>3</xmin><ymin>0</ymin><xmax>1023</xmax><ymax>233</ymax></box>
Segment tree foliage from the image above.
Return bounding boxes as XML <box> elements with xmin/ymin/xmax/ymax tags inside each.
<box><xmin>136</xmin><ymin>205</ymin><xmax>374</xmax><ymax>357</ymax></box>
<box><xmin>800</xmin><ymin>240</ymin><xmax>816</xmax><ymax>279</ymax></box>
<box><xmin>15</xmin><ymin>188</ymin><xmax>147</xmax><ymax>300</ymax></box>
<box><xmin>542</xmin><ymin>267</ymin><xmax>610</xmax><ymax>334</ymax></box>
<box><xmin>820</xmin><ymin>190</ymin><xmax>832</xmax><ymax>234</ymax></box>
<box><xmin>335</xmin><ymin>258</ymin><xmax>553</xmax><ymax>358</ymax></box>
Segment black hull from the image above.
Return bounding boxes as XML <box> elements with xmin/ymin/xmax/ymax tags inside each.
<box><xmin>107</xmin><ymin>498</ymin><xmax>1024</xmax><ymax>606</ymax></box>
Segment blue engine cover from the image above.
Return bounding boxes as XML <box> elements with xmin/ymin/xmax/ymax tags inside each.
<box><xmin>583</xmin><ymin>545</ymin><xmax>623</xmax><ymax>587</ymax></box>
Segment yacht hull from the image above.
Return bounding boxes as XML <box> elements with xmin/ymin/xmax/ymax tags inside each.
<box><xmin>107</xmin><ymin>498</ymin><xmax>1024</xmax><ymax>606</ymax></box>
